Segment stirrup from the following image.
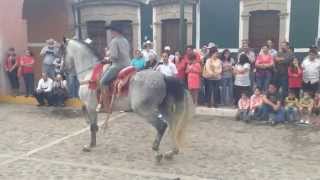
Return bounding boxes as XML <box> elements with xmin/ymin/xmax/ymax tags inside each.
<box><xmin>96</xmin><ymin>104</ymin><xmax>102</xmax><ymax>112</ymax></box>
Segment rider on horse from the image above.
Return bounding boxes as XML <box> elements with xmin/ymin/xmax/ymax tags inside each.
<box><xmin>98</xmin><ymin>24</ymin><xmax>131</xmax><ymax>111</ymax></box>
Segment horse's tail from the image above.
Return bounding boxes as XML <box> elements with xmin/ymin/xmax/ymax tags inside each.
<box><xmin>161</xmin><ymin>76</ymin><xmax>194</xmax><ymax>150</ymax></box>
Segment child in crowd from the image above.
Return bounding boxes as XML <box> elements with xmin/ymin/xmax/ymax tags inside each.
<box><xmin>284</xmin><ymin>90</ymin><xmax>299</xmax><ymax>122</ymax></box>
<box><xmin>185</xmin><ymin>53</ymin><xmax>202</xmax><ymax>104</ymax></box>
<box><xmin>299</xmin><ymin>91</ymin><xmax>314</xmax><ymax>124</ymax></box>
<box><xmin>236</xmin><ymin>92</ymin><xmax>250</xmax><ymax>122</ymax></box>
<box><xmin>249</xmin><ymin>88</ymin><xmax>263</xmax><ymax>120</ymax></box>
<box><xmin>288</xmin><ymin>57</ymin><xmax>302</xmax><ymax>98</ymax></box>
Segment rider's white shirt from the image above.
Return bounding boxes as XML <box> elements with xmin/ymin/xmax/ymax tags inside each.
<box><xmin>156</xmin><ymin>62</ymin><xmax>178</xmax><ymax>77</ymax></box>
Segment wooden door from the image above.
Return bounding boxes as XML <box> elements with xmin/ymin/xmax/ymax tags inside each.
<box><xmin>110</xmin><ymin>20</ymin><xmax>133</xmax><ymax>55</ymax></box>
<box><xmin>249</xmin><ymin>10</ymin><xmax>280</xmax><ymax>52</ymax></box>
<box><xmin>87</xmin><ymin>21</ymin><xmax>107</xmax><ymax>58</ymax></box>
<box><xmin>162</xmin><ymin>19</ymin><xmax>186</xmax><ymax>53</ymax></box>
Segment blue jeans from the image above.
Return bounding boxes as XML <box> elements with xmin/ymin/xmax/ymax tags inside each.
<box><xmin>285</xmin><ymin>107</ymin><xmax>300</xmax><ymax>122</ymax></box>
<box><xmin>43</xmin><ymin>64</ymin><xmax>55</xmax><ymax>78</ymax></box>
<box><xmin>276</xmin><ymin>75</ymin><xmax>288</xmax><ymax>100</ymax></box>
<box><xmin>249</xmin><ymin>106</ymin><xmax>263</xmax><ymax>120</ymax></box>
<box><xmin>237</xmin><ymin>110</ymin><xmax>249</xmax><ymax>121</ymax></box>
<box><xmin>220</xmin><ymin>77</ymin><xmax>233</xmax><ymax>105</ymax></box>
<box><xmin>205</xmin><ymin>79</ymin><xmax>220</xmax><ymax>106</ymax></box>
<box><xmin>260</xmin><ymin>104</ymin><xmax>286</xmax><ymax>122</ymax></box>
<box><xmin>256</xmin><ymin>74</ymin><xmax>272</xmax><ymax>92</ymax></box>
<box><xmin>67</xmin><ymin>75</ymin><xmax>79</xmax><ymax>98</ymax></box>
<box><xmin>100</xmin><ymin>65</ymin><xmax>123</xmax><ymax>86</ymax></box>
<box><xmin>23</xmin><ymin>73</ymin><xmax>34</xmax><ymax>96</ymax></box>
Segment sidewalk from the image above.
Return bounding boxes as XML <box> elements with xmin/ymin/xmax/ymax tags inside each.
<box><xmin>0</xmin><ymin>95</ymin><xmax>237</xmax><ymax>117</ymax></box>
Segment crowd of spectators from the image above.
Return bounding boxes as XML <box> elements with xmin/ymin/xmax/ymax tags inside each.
<box><xmin>4</xmin><ymin>37</ymin><xmax>320</xmax><ymax>126</ymax></box>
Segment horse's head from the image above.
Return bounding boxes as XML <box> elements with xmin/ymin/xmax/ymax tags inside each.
<box><xmin>61</xmin><ymin>37</ymin><xmax>99</xmax><ymax>79</ymax></box>
<box><xmin>60</xmin><ymin>37</ymin><xmax>72</xmax><ymax>72</ymax></box>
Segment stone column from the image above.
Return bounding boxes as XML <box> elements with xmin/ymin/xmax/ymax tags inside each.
<box><xmin>241</xmin><ymin>14</ymin><xmax>250</xmax><ymax>41</ymax></box>
<box><xmin>153</xmin><ymin>21</ymin><xmax>162</xmax><ymax>54</ymax></box>
<box><xmin>132</xmin><ymin>22</ymin><xmax>140</xmax><ymax>51</ymax></box>
<box><xmin>279</xmin><ymin>13</ymin><xmax>289</xmax><ymax>43</ymax></box>
<box><xmin>187</xmin><ymin>21</ymin><xmax>193</xmax><ymax>46</ymax></box>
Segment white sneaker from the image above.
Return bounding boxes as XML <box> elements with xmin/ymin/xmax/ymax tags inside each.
<box><xmin>96</xmin><ymin>104</ymin><xmax>102</xmax><ymax>112</ymax></box>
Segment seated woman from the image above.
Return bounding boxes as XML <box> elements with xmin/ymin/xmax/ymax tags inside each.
<box><xmin>131</xmin><ymin>49</ymin><xmax>145</xmax><ymax>71</ymax></box>
<box><xmin>52</xmin><ymin>74</ymin><xmax>68</xmax><ymax>106</ymax></box>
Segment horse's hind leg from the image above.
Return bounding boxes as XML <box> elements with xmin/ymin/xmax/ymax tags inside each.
<box><xmin>150</xmin><ymin>113</ymin><xmax>168</xmax><ymax>163</ymax></box>
<box><xmin>136</xmin><ymin>110</ymin><xmax>167</xmax><ymax>163</ymax></box>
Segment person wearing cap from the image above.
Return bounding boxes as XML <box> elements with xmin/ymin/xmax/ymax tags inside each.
<box><xmin>142</xmin><ymin>40</ymin><xmax>157</xmax><ymax>63</ymax></box>
<box><xmin>40</xmin><ymin>38</ymin><xmax>59</xmax><ymax>78</ymax></box>
<box><xmin>301</xmin><ymin>48</ymin><xmax>320</xmax><ymax>96</ymax></box>
<box><xmin>163</xmin><ymin>46</ymin><xmax>175</xmax><ymax>63</ymax></box>
<box><xmin>100</xmin><ymin>24</ymin><xmax>131</xmax><ymax>88</ymax></box>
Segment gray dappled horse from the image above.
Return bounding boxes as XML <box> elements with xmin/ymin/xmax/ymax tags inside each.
<box><xmin>63</xmin><ymin>39</ymin><xmax>194</xmax><ymax>162</ymax></box>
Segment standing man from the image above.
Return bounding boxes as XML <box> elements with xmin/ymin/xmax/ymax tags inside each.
<box><xmin>40</xmin><ymin>39</ymin><xmax>59</xmax><ymax>78</ymax></box>
<box><xmin>274</xmin><ymin>41</ymin><xmax>294</xmax><ymax>99</ymax></box>
<box><xmin>267</xmin><ymin>40</ymin><xmax>278</xmax><ymax>57</ymax></box>
<box><xmin>100</xmin><ymin>24</ymin><xmax>131</xmax><ymax>88</ymax></box>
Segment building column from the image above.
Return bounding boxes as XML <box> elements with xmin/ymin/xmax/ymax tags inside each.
<box><xmin>241</xmin><ymin>14</ymin><xmax>250</xmax><ymax>42</ymax></box>
<box><xmin>279</xmin><ymin>13</ymin><xmax>289</xmax><ymax>43</ymax></box>
<box><xmin>196</xmin><ymin>1</ymin><xmax>200</xmax><ymax>49</ymax></box>
<box><xmin>132</xmin><ymin>22</ymin><xmax>140</xmax><ymax>51</ymax></box>
<box><xmin>318</xmin><ymin>0</ymin><xmax>320</xmax><ymax>39</ymax></box>
<box><xmin>187</xmin><ymin>21</ymin><xmax>193</xmax><ymax>46</ymax></box>
<box><xmin>153</xmin><ymin>21</ymin><xmax>162</xmax><ymax>53</ymax></box>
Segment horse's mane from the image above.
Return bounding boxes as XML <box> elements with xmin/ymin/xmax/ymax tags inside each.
<box><xmin>72</xmin><ymin>39</ymin><xmax>102</xmax><ymax>60</ymax></box>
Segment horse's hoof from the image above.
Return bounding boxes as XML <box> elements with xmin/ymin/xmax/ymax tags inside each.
<box><xmin>164</xmin><ymin>152</ymin><xmax>174</xmax><ymax>160</ymax></box>
<box><xmin>155</xmin><ymin>154</ymin><xmax>163</xmax><ymax>163</ymax></box>
<box><xmin>82</xmin><ymin>145</ymin><xmax>91</xmax><ymax>152</ymax></box>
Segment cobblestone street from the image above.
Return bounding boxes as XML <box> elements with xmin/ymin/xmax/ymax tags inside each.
<box><xmin>1</xmin><ymin>103</ymin><xmax>320</xmax><ymax>180</ymax></box>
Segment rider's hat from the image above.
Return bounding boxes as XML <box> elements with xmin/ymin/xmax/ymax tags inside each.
<box><xmin>105</xmin><ymin>23</ymin><xmax>123</xmax><ymax>34</ymax></box>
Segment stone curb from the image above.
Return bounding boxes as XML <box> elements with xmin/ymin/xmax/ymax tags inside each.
<box><xmin>196</xmin><ymin>107</ymin><xmax>237</xmax><ymax>117</ymax></box>
<box><xmin>0</xmin><ymin>95</ymin><xmax>237</xmax><ymax>117</ymax></box>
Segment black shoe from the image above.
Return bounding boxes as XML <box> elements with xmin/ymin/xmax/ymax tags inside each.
<box><xmin>37</xmin><ymin>103</ymin><xmax>45</xmax><ymax>107</ymax></box>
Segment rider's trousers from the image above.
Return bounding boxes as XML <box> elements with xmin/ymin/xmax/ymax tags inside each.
<box><xmin>100</xmin><ymin>64</ymin><xmax>124</xmax><ymax>87</ymax></box>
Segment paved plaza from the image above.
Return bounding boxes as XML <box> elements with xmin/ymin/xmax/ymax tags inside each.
<box><xmin>0</xmin><ymin>103</ymin><xmax>320</xmax><ymax>180</ymax></box>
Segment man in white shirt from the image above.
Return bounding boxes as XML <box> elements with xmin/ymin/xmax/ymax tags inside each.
<box><xmin>301</xmin><ymin>48</ymin><xmax>320</xmax><ymax>95</ymax></box>
<box><xmin>156</xmin><ymin>52</ymin><xmax>178</xmax><ymax>77</ymax></box>
<box><xmin>35</xmin><ymin>73</ymin><xmax>54</xmax><ymax>106</ymax></box>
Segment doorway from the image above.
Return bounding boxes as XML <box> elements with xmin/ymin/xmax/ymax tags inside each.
<box><xmin>249</xmin><ymin>10</ymin><xmax>280</xmax><ymax>52</ymax></box>
<box><xmin>161</xmin><ymin>19</ymin><xmax>187</xmax><ymax>53</ymax></box>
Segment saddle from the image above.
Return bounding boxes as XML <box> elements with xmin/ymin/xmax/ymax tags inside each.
<box><xmin>110</xmin><ymin>66</ymin><xmax>136</xmax><ymax>97</ymax></box>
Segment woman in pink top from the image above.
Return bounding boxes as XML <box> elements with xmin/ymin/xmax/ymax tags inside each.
<box><xmin>186</xmin><ymin>53</ymin><xmax>201</xmax><ymax>104</ymax></box>
<box><xmin>255</xmin><ymin>45</ymin><xmax>274</xmax><ymax>92</ymax></box>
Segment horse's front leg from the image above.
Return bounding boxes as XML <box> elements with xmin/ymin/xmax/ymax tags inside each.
<box><xmin>151</xmin><ymin>113</ymin><xmax>168</xmax><ymax>163</ymax></box>
<box><xmin>82</xmin><ymin>106</ymin><xmax>98</xmax><ymax>152</ymax></box>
